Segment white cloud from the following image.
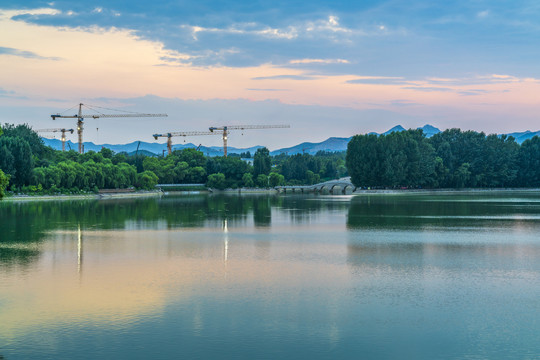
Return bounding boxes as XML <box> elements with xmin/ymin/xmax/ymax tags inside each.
<box><xmin>477</xmin><ymin>10</ymin><xmax>490</xmax><ymax>18</ymax></box>
<box><xmin>306</xmin><ymin>16</ymin><xmax>352</xmax><ymax>34</ymax></box>
<box><xmin>289</xmin><ymin>58</ymin><xmax>350</xmax><ymax>65</ymax></box>
<box><xmin>1</xmin><ymin>8</ymin><xmax>61</xmax><ymax>18</ymax></box>
<box><xmin>181</xmin><ymin>15</ymin><xmax>361</xmax><ymax>44</ymax></box>
<box><xmin>182</xmin><ymin>24</ymin><xmax>298</xmax><ymax>41</ymax></box>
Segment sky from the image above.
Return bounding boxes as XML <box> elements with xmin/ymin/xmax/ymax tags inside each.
<box><xmin>1</xmin><ymin>0</ymin><xmax>539</xmax><ymax>150</ymax></box>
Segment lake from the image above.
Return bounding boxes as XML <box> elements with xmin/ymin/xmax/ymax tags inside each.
<box><xmin>1</xmin><ymin>192</ymin><xmax>539</xmax><ymax>359</ymax></box>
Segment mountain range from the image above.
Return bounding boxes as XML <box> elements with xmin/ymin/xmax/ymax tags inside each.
<box><xmin>41</xmin><ymin>125</ymin><xmax>540</xmax><ymax>156</ymax></box>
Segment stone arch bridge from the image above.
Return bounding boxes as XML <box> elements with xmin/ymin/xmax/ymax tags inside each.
<box><xmin>276</xmin><ymin>177</ymin><xmax>356</xmax><ymax>195</ymax></box>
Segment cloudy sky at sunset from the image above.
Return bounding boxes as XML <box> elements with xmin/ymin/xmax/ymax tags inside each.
<box><xmin>1</xmin><ymin>1</ymin><xmax>539</xmax><ymax>149</ymax></box>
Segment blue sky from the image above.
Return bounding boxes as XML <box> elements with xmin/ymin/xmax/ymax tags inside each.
<box><xmin>1</xmin><ymin>0</ymin><xmax>539</xmax><ymax>148</ymax></box>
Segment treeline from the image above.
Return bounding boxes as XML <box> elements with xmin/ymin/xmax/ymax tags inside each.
<box><xmin>0</xmin><ymin>124</ymin><xmax>161</xmax><ymax>195</ymax></box>
<box><xmin>346</xmin><ymin>128</ymin><xmax>540</xmax><ymax>188</ymax></box>
<box><xmin>0</xmin><ymin>124</ymin><xmax>348</xmax><ymax>197</ymax></box>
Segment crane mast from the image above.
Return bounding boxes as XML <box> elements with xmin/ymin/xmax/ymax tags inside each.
<box><xmin>51</xmin><ymin>103</ymin><xmax>167</xmax><ymax>153</ymax></box>
<box><xmin>153</xmin><ymin>131</ymin><xmax>220</xmax><ymax>155</ymax></box>
<box><xmin>154</xmin><ymin>124</ymin><xmax>290</xmax><ymax>156</ymax></box>
<box><xmin>208</xmin><ymin>125</ymin><xmax>290</xmax><ymax>157</ymax></box>
<box><xmin>36</xmin><ymin>128</ymin><xmax>74</xmax><ymax>151</ymax></box>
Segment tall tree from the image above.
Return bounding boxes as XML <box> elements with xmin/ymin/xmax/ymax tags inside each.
<box><xmin>517</xmin><ymin>136</ymin><xmax>540</xmax><ymax>187</ymax></box>
<box><xmin>1</xmin><ymin>123</ymin><xmax>46</xmax><ymax>158</ymax></box>
<box><xmin>0</xmin><ymin>137</ymin><xmax>34</xmax><ymax>188</ymax></box>
<box><xmin>0</xmin><ymin>169</ymin><xmax>8</xmax><ymax>199</ymax></box>
<box><xmin>253</xmin><ymin>147</ymin><xmax>271</xmax><ymax>177</ymax></box>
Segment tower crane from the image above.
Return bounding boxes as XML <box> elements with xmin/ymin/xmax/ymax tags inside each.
<box><xmin>51</xmin><ymin>103</ymin><xmax>167</xmax><ymax>154</ymax></box>
<box><xmin>208</xmin><ymin>125</ymin><xmax>289</xmax><ymax>157</ymax></box>
<box><xmin>152</xmin><ymin>131</ymin><xmax>221</xmax><ymax>155</ymax></box>
<box><xmin>153</xmin><ymin>125</ymin><xmax>290</xmax><ymax>156</ymax></box>
<box><xmin>36</xmin><ymin>128</ymin><xmax>74</xmax><ymax>151</ymax></box>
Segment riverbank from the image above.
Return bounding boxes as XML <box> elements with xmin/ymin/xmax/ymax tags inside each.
<box><xmin>3</xmin><ymin>187</ymin><xmax>539</xmax><ymax>202</ymax></box>
<box><xmin>352</xmin><ymin>187</ymin><xmax>540</xmax><ymax>195</ymax></box>
<box><xmin>3</xmin><ymin>190</ymin><xmax>163</xmax><ymax>202</ymax></box>
<box><xmin>211</xmin><ymin>188</ymin><xmax>278</xmax><ymax>194</ymax></box>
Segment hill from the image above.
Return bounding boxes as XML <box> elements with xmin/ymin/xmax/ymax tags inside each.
<box><xmin>41</xmin><ymin>124</ymin><xmax>539</xmax><ymax>156</ymax></box>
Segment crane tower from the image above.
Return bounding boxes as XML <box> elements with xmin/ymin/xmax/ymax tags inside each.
<box><xmin>36</xmin><ymin>128</ymin><xmax>74</xmax><ymax>151</ymax></box>
<box><xmin>209</xmin><ymin>125</ymin><xmax>289</xmax><ymax>157</ymax></box>
<box><xmin>153</xmin><ymin>124</ymin><xmax>290</xmax><ymax>156</ymax></box>
<box><xmin>153</xmin><ymin>131</ymin><xmax>221</xmax><ymax>155</ymax></box>
<box><xmin>51</xmin><ymin>103</ymin><xmax>167</xmax><ymax>154</ymax></box>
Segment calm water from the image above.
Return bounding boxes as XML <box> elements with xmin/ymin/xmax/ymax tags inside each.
<box><xmin>1</xmin><ymin>192</ymin><xmax>540</xmax><ymax>359</ymax></box>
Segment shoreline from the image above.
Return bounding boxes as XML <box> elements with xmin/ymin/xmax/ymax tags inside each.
<box><xmin>211</xmin><ymin>188</ymin><xmax>278</xmax><ymax>194</ymax></box>
<box><xmin>2</xmin><ymin>190</ymin><xmax>163</xmax><ymax>202</ymax></box>
<box><xmin>2</xmin><ymin>187</ymin><xmax>539</xmax><ymax>202</ymax></box>
<box><xmin>351</xmin><ymin>188</ymin><xmax>540</xmax><ymax>195</ymax></box>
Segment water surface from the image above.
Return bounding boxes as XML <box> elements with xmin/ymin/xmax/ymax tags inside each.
<box><xmin>1</xmin><ymin>192</ymin><xmax>539</xmax><ymax>359</ymax></box>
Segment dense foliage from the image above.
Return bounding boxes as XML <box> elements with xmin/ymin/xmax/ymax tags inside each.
<box><xmin>0</xmin><ymin>169</ymin><xmax>8</xmax><ymax>199</ymax></box>
<box><xmin>9</xmin><ymin>123</ymin><xmax>539</xmax><ymax>195</ymax></box>
<box><xmin>273</xmin><ymin>151</ymin><xmax>348</xmax><ymax>185</ymax></box>
<box><xmin>347</xmin><ymin>128</ymin><xmax>539</xmax><ymax>188</ymax></box>
<box><xmin>0</xmin><ymin>124</ymin><xmax>348</xmax><ymax>196</ymax></box>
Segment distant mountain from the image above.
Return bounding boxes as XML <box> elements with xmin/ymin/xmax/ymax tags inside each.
<box><xmin>40</xmin><ymin>124</ymin><xmax>539</xmax><ymax>156</ymax></box>
<box><xmin>420</xmin><ymin>124</ymin><xmax>441</xmax><ymax>137</ymax></box>
<box><xmin>270</xmin><ymin>137</ymin><xmax>351</xmax><ymax>156</ymax></box>
<box><xmin>41</xmin><ymin>138</ymin><xmax>263</xmax><ymax>156</ymax></box>
<box><xmin>506</xmin><ymin>130</ymin><xmax>540</xmax><ymax>144</ymax></box>
<box><xmin>369</xmin><ymin>124</ymin><xmax>440</xmax><ymax>138</ymax></box>
<box><xmin>382</xmin><ymin>125</ymin><xmax>406</xmax><ymax>135</ymax></box>
<box><xmin>271</xmin><ymin>124</ymin><xmax>442</xmax><ymax>155</ymax></box>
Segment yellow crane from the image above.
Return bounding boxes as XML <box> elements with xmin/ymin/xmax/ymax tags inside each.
<box><xmin>209</xmin><ymin>125</ymin><xmax>290</xmax><ymax>157</ymax></box>
<box><xmin>51</xmin><ymin>103</ymin><xmax>167</xmax><ymax>154</ymax></box>
<box><xmin>152</xmin><ymin>131</ymin><xmax>221</xmax><ymax>155</ymax></box>
<box><xmin>36</xmin><ymin>128</ymin><xmax>74</xmax><ymax>151</ymax></box>
<box><xmin>153</xmin><ymin>124</ymin><xmax>290</xmax><ymax>156</ymax></box>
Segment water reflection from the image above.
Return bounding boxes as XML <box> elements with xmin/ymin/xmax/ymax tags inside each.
<box><xmin>346</xmin><ymin>192</ymin><xmax>540</xmax><ymax>231</ymax></box>
<box><xmin>347</xmin><ymin>240</ymin><xmax>540</xmax><ymax>273</ymax></box>
<box><xmin>0</xmin><ymin>194</ymin><xmax>351</xmax><ymax>268</ymax></box>
<box><xmin>1</xmin><ymin>193</ymin><xmax>540</xmax><ymax>359</ymax></box>
<box><xmin>77</xmin><ymin>224</ymin><xmax>83</xmax><ymax>276</ymax></box>
<box><xmin>223</xmin><ymin>219</ymin><xmax>229</xmax><ymax>262</ymax></box>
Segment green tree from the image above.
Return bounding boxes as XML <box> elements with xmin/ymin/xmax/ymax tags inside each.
<box><xmin>187</xmin><ymin>166</ymin><xmax>207</xmax><ymax>183</ymax></box>
<box><xmin>256</xmin><ymin>174</ymin><xmax>268</xmax><ymax>188</ymax></box>
<box><xmin>253</xmin><ymin>147</ymin><xmax>271</xmax><ymax>177</ymax></box>
<box><xmin>172</xmin><ymin>148</ymin><xmax>206</xmax><ymax>168</ymax></box>
<box><xmin>242</xmin><ymin>173</ymin><xmax>254</xmax><ymax>187</ymax></box>
<box><xmin>136</xmin><ymin>170</ymin><xmax>159</xmax><ymax>190</ymax></box>
<box><xmin>268</xmin><ymin>172</ymin><xmax>284</xmax><ymax>187</ymax></box>
<box><xmin>206</xmin><ymin>156</ymin><xmax>251</xmax><ymax>188</ymax></box>
<box><xmin>1</xmin><ymin>123</ymin><xmax>46</xmax><ymax>158</ymax></box>
<box><xmin>112</xmin><ymin>152</ymin><xmax>127</xmax><ymax>165</ymax></box>
<box><xmin>454</xmin><ymin>163</ymin><xmax>471</xmax><ymax>188</ymax></box>
<box><xmin>346</xmin><ymin>134</ymin><xmax>383</xmax><ymax>187</ymax></box>
<box><xmin>99</xmin><ymin>147</ymin><xmax>114</xmax><ymax>159</ymax></box>
<box><xmin>0</xmin><ymin>137</ymin><xmax>34</xmax><ymax>188</ymax></box>
<box><xmin>207</xmin><ymin>173</ymin><xmax>227</xmax><ymax>190</ymax></box>
<box><xmin>0</xmin><ymin>169</ymin><xmax>9</xmax><ymax>199</ymax></box>
<box><xmin>517</xmin><ymin>136</ymin><xmax>540</xmax><ymax>187</ymax></box>
<box><xmin>305</xmin><ymin>170</ymin><xmax>320</xmax><ymax>185</ymax></box>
